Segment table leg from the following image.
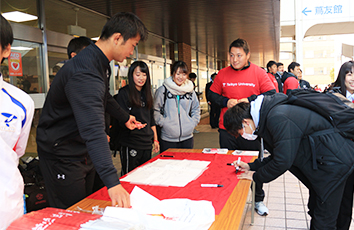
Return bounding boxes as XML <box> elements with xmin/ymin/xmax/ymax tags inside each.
<box><xmin>251</xmin><ymin>180</ymin><xmax>255</xmax><ymax>225</ymax></box>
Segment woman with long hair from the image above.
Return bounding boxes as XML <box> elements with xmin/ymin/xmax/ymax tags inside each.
<box><xmin>154</xmin><ymin>61</ymin><xmax>200</xmax><ymax>152</ymax></box>
<box><xmin>113</xmin><ymin>61</ymin><xmax>159</xmax><ymax>175</ymax></box>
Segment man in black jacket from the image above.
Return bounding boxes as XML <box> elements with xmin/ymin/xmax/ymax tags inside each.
<box><xmin>224</xmin><ymin>94</ymin><xmax>354</xmax><ymax>229</ymax></box>
<box><xmin>36</xmin><ymin>12</ymin><xmax>148</xmax><ymax>209</ymax></box>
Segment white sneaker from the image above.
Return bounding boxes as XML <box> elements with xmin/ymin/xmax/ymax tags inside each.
<box><xmin>255</xmin><ymin>201</ymin><xmax>268</xmax><ymax>216</ymax></box>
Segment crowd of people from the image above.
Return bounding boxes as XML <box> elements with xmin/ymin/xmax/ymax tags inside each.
<box><xmin>2</xmin><ymin>10</ymin><xmax>354</xmax><ymax>230</ymax></box>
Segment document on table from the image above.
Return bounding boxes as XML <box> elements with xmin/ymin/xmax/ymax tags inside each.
<box><xmin>120</xmin><ymin>159</ymin><xmax>211</xmax><ymax>187</ymax></box>
<box><xmin>202</xmin><ymin>148</ymin><xmax>228</xmax><ymax>154</ymax></box>
<box><xmin>232</xmin><ymin>150</ymin><xmax>259</xmax><ymax>156</ymax></box>
<box><xmin>80</xmin><ymin>186</ymin><xmax>215</xmax><ymax>230</ymax></box>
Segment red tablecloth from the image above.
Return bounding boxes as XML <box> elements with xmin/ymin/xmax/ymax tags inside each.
<box><xmin>7</xmin><ymin>208</ymin><xmax>100</xmax><ymax>230</ymax></box>
<box><xmin>88</xmin><ymin>152</ymin><xmax>253</xmax><ymax>215</ymax></box>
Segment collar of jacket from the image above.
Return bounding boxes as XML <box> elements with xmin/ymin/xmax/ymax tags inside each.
<box><xmin>230</xmin><ymin>61</ymin><xmax>251</xmax><ymax>71</ymax></box>
<box><xmin>88</xmin><ymin>43</ymin><xmax>111</xmax><ymax>77</ymax></box>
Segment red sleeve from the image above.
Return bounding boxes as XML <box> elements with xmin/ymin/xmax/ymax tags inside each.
<box><xmin>210</xmin><ymin>71</ymin><xmax>223</xmax><ymax>95</ymax></box>
<box><xmin>283</xmin><ymin>77</ymin><xmax>299</xmax><ymax>93</ymax></box>
<box><xmin>259</xmin><ymin>68</ymin><xmax>276</xmax><ymax>93</ymax></box>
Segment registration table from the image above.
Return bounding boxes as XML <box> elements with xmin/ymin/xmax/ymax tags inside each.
<box><xmin>67</xmin><ymin>148</ymin><xmax>256</xmax><ymax>230</ymax></box>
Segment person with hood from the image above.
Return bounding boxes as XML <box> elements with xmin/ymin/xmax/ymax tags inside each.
<box><xmin>282</xmin><ymin>62</ymin><xmax>300</xmax><ymax>94</ymax></box>
<box><xmin>223</xmin><ymin>94</ymin><xmax>354</xmax><ymax>230</ymax></box>
<box><xmin>154</xmin><ymin>61</ymin><xmax>200</xmax><ymax>152</ymax></box>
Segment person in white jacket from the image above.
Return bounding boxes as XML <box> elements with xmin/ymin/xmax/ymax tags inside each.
<box><xmin>0</xmin><ymin>15</ymin><xmax>35</xmax><ymax>229</ymax></box>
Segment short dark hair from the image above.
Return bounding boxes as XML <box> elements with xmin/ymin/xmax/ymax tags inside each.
<box><xmin>100</xmin><ymin>12</ymin><xmax>148</xmax><ymax>42</ymax></box>
<box><xmin>229</xmin><ymin>38</ymin><xmax>250</xmax><ymax>54</ymax></box>
<box><xmin>0</xmin><ymin>15</ymin><xmax>13</xmax><ymax>50</ymax></box>
<box><xmin>223</xmin><ymin>102</ymin><xmax>252</xmax><ymax>137</ymax></box>
<box><xmin>211</xmin><ymin>72</ymin><xmax>217</xmax><ymax>80</ymax></box>
<box><xmin>189</xmin><ymin>72</ymin><xmax>197</xmax><ymax>80</ymax></box>
<box><xmin>276</xmin><ymin>62</ymin><xmax>283</xmax><ymax>68</ymax></box>
<box><xmin>171</xmin><ymin>61</ymin><xmax>188</xmax><ymax>76</ymax></box>
<box><xmin>127</xmin><ymin>61</ymin><xmax>153</xmax><ymax>109</ymax></box>
<box><xmin>334</xmin><ymin>61</ymin><xmax>354</xmax><ymax>97</ymax></box>
<box><xmin>266</xmin><ymin>60</ymin><xmax>277</xmax><ymax>72</ymax></box>
<box><xmin>288</xmin><ymin>62</ymin><xmax>300</xmax><ymax>72</ymax></box>
<box><xmin>67</xmin><ymin>36</ymin><xmax>93</xmax><ymax>59</ymax></box>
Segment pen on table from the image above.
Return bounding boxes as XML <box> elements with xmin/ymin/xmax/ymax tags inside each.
<box><xmin>201</xmin><ymin>184</ymin><xmax>223</xmax><ymax>187</ymax></box>
<box><xmin>160</xmin><ymin>155</ymin><xmax>174</xmax><ymax>158</ymax></box>
<box><xmin>236</xmin><ymin>157</ymin><xmax>241</xmax><ymax>173</ymax></box>
<box><xmin>227</xmin><ymin>163</ymin><xmax>234</xmax><ymax>166</ymax></box>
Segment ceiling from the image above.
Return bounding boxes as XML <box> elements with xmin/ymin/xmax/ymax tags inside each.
<box><xmin>64</xmin><ymin>0</ymin><xmax>280</xmax><ymax>65</ymax></box>
<box><xmin>0</xmin><ymin>0</ymin><xmax>280</xmax><ymax>65</ymax></box>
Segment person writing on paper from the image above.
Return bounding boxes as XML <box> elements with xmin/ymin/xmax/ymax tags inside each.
<box><xmin>223</xmin><ymin>94</ymin><xmax>354</xmax><ymax>230</ymax></box>
<box><xmin>0</xmin><ymin>15</ymin><xmax>35</xmax><ymax>229</ymax></box>
<box><xmin>36</xmin><ymin>12</ymin><xmax>148</xmax><ymax>209</ymax></box>
<box><xmin>154</xmin><ymin>61</ymin><xmax>200</xmax><ymax>152</ymax></box>
<box><xmin>111</xmin><ymin>61</ymin><xmax>159</xmax><ymax>175</ymax></box>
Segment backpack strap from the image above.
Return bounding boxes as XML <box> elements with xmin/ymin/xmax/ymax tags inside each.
<box><xmin>160</xmin><ymin>85</ymin><xmax>167</xmax><ymax>115</ymax></box>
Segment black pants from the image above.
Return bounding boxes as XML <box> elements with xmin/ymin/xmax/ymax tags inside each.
<box><xmin>39</xmin><ymin>156</ymin><xmax>96</xmax><ymax>209</ymax></box>
<box><xmin>290</xmin><ymin>166</ymin><xmax>347</xmax><ymax>230</ymax></box>
<box><xmin>337</xmin><ymin>170</ymin><xmax>354</xmax><ymax>230</ymax></box>
<box><xmin>209</xmin><ymin>103</ymin><xmax>221</xmax><ymax>128</ymax></box>
<box><xmin>219</xmin><ymin>129</ymin><xmax>265</xmax><ymax>202</ymax></box>
<box><xmin>160</xmin><ymin>137</ymin><xmax>194</xmax><ymax>153</ymax></box>
<box><xmin>120</xmin><ymin>146</ymin><xmax>152</xmax><ymax>176</ymax></box>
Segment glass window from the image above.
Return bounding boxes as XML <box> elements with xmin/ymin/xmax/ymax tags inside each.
<box><xmin>1</xmin><ymin>0</ymin><xmax>38</xmax><ymax>28</ymax></box>
<box><xmin>2</xmin><ymin>40</ymin><xmax>42</xmax><ymax>93</ymax></box>
<box><xmin>138</xmin><ymin>35</ymin><xmax>163</xmax><ymax>58</ymax></box>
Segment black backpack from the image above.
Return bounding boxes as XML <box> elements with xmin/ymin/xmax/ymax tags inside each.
<box><xmin>18</xmin><ymin>157</ymin><xmax>49</xmax><ymax>213</ymax></box>
<box><xmin>287</xmin><ymin>88</ymin><xmax>354</xmax><ymax>139</ymax></box>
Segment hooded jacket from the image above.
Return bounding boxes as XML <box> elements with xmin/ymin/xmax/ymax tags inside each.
<box><xmin>281</xmin><ymin>71</ymin><xmax>299</xmax><ymax>94</ymax></box>
<box><xmin>154</xmin><ymin>76</ymin><xmax>200</xmax><ymax>142</ymax></box>
<box><xmin>249</xmin><ymin>94</ymin><xmax>354</xmax><ymax>202</ymax></box>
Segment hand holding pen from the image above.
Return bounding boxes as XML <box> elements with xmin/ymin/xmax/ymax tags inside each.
<box><xmin>232</xmin><ymin>158</ymin><xmax>250</xmax><ymax>173</ymax></box>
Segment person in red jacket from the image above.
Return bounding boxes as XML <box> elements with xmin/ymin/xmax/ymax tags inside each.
<box><xmin>266</xmin><ymin>60</ymin><xmax>279</xmax><ymax>92</ymax></box>
<box><xmin>208</xmin><ymin>38</ymin><xmax>276</xmax><ymax>216</ymax></box>
<box><xmin>282</xmin><ymin>62</ymin><xmax>300</xmax><ymax>94</ymax></box>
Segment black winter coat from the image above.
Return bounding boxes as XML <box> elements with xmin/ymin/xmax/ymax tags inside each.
<box><xmin>250</xmin><ymin>93</ymin><xmax>354</xmax><ymax>202</ymax></box>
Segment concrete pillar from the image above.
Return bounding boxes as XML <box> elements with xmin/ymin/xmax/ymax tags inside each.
<box><xmin>178</xmin><ymin>43</ymin><xmax>192</xmax><ymax>72</ymax></box>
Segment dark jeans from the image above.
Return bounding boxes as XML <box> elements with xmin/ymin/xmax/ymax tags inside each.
<box><xmin>209</xmin><ymin>103</ymin><xmax>221</xmax><ymax>128</ymax></box>
<box><xmin>39</xmin><ymin>156</ymin><xmax>96</xmax><ymax>209</ymax></box>
<box><xmin>219</xmin><ymin>129</ymin><xmax>265</xmax><ymax>202</ymax></box>
<box><xmin>120</xmin><ymin>146</ymin><xmax>152</xmax><ymax>176</ymax></box>
<box><xmin>337</xmin><ymin>170</ymin><xmax>354</xmax><ymax>230</ymax></box>
<box><xmin>290</xmin><ymin>166</ymin><xmax>346</xmax><ymax>230</ymax></box>
<box><xmin>160</xmin><ymin>137</ymin><xmax>194</xmax><ymax>153</ymax></box>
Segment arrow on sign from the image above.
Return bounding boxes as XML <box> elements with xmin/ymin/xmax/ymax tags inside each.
<box><xmin>302</xmin><ymin>7</ymin><xmax>312</xmax><ymax>16</ymax></box>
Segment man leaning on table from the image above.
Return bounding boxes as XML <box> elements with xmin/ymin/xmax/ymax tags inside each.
<box><xmin>36</xmin><ymin>12</ymin><xmax>148</xmax><ymax>209</ymax></box>
<box><xmin>224</xmin><ymin>94</ymin><xmax>354</xmax><ymax>230</ymax></box>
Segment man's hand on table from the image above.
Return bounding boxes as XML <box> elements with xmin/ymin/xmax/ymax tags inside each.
<box><xmin>108</xmin><ymin>184</ymin><xmax>131</xmax><ymax>208</ymax></box>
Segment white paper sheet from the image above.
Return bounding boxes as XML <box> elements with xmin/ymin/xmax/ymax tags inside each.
<box><xmin>202</xmin><ymin>148</ymin><xmax>228</xmax><ymax>154</ymax></box>
<box><xmin>120</xmin><ymin>159</ymin><xmax>211</xmax><ymax>187</ymax></box>
<box><xmin>232</xmin><ymin>150</ymin><xmax>259</xmax><ymax>156</ymax></box>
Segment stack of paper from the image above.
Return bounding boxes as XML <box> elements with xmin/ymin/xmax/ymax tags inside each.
<box><xmin>120</xmin><ymin>159</ymin><xmax>211</xmax><ymax>187</ymax></box>
<box><xmin>80</xmin><ymin>186</ymin><xmax>215</xmax><ymax>230</ymax></box>
<box><xmin>202</xmin><ymin>148</ymin><xmax>228</xmax><ymax>154</ymax></box>
<box><xmin>232</xmin><ymin>150</ymin><xmax>259</xmax><ymax>156</ymax></box>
